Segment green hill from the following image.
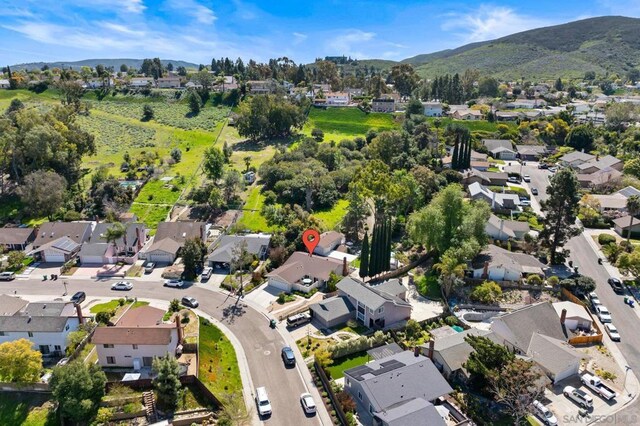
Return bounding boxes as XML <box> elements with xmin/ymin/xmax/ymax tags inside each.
<box><xmin>404</xmin><ymin>16</ymin><xmax>640</xmax><ymax>80</ymax></box>
<box><xmin>10</xmin><ymin>58</ymin><xmax>199</xmax><ymax>71</ymax></box>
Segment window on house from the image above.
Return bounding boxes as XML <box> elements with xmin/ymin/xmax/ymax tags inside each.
<box><xmin>103</xmin><ymin>344</ymin><xmax>114</xmax><ymax>348</ymax></box>
<box><xmin>28</xmin><ymin>332</ymin><xmax>33</xmax><ymax>337</ymax></box>
<box><xmin>358</xmin><ymin>391</ymin><xmax>362</xmax><ymax>401</ymax></box>
<box><xmin>368</xmin><ymin>307</ymin><xmax>373</xmax><ymax>314</ymax></box>
<box><xmin>0</xmin><ymin>331</ymin><xmax>5</xmax><ymax>336</ymax></box>
<box><xmin>54</xmin><ymin>345</ymin><xmax>61</xmax><ymax>351</ymax></box>
<box><xmin>378</xmin><ymin>307</ymin><xmax>384</xmax><ymax>314</ymax></box>
<box><xmin>65</xmin><ymin>325</ymin><xmax>70</xmax><ymax>331</ymax></box>
<box><xmin>346</xmin><ymin>378</ymin><xmax>350</xmax><ymax>386</ymax></box>
<box><xmin>39</xmin><ymin>345</ymin><xmax>50</xmax><ymax>354</ymax></box>
<box><xmin>106</xmin><ymin>356</ymin><xmax>115</xmax><ymax>364</ymax></box>
<box><xmin>132</xmin><ymin>344</ymin><xmax>138</xmax><ymax>350</ymax></box>
<box><xmin>369</xmin><ymin>404</ymin><xmax>374</xmax><ymax>414</ymax></box>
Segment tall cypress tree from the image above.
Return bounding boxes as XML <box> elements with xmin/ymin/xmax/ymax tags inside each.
<box><xmin>359</xmin><ymin>231</ymin><xmax>370</xmax><ymax>279</ymax></box>
<box><xmin>383</xmin><ymin>217</ymin><xmax>392</xmax><ymax>272</ymax></box>
<box><xmin>464</xmin><ymin>137</ymin><xmax>472</xmax><ymax>169</ymax></box>
<box><xmin>451</xmin><ymin>140</ymin><xmax>459</xmax><ymax>169</ymax></box>
<box><xmin>369</xmin><ymin>222</ymin><xmax>379</xmax><ymax>276</ymax></box>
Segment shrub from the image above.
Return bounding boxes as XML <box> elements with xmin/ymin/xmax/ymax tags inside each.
<box><xmin>547</xmin><ymin>276</ymin><xmax>560</xmax><ymax>286</ymax></box>
<box><xmin>527</xmin><ymin>274</ymin><xmax>542</xmax><ymax>285</ymax></box>
<box><xmin>96</xmin><ymin>311</ymin><xmax>113</xmax><ymax>324</ymax></box>
<box><xmin>169</xmin><ymin>299</ymin><xmax>181</xmax><ymax>312</ymax></box>
<box><xmin>336</xmin><ymin>391</ymin><xmax>356</xmax><ymax>413</ymax></box>
<box><xmin>469</xmin><ymin>281</ymin><xmax>502</xmax><ymax>304</ymax></box>
<box><xmin>118</xmin><ymin>298</ymin><xmax>126</xmax><ymax>306</ymax></box>
<box><xmin>277</xmin><ymin>292</ymin><xmax>286</xmax><ymax>304</ymax></box>
<box><xmin>598</xmin><ymin>233</ymin><xmax>617</xmax><ymax>246</ymax></box>
<box><xmin>311</xmin><ymin>128</ymin><xmax>324</xmax><ymax>142</ymax></box>
<box><xmin>329</xmin><ymin>331</ymin><xmax>388</xmax><ymax>358</ymax></box>
<box><xmin>444</xmin><ymin>315</ymin><xmax>459</xmax><ymax>326</ymax></box>
<box><xmin>170</xmin><ymin>148</ymin><xmax>182</xmax><ymax>162</ymax></box>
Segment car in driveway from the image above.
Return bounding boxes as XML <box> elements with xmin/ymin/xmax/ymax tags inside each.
<box><xmin>0</xmin><ymin>271</ymin><xmax>16</xmax><ymax>281</ymax></box>
<box><xmin>604</xmin><ymin>323</ymin><xmax>621</xmax><ymax>341</ymax></box>
<box><xmin>532</xmin><ymin>400</ymin><xmax>557</xmax><ymax>425</ymax></box>
<box><xmin>596</xmin><ymin>305</ymin><xmax>612</xmax><ymax>323</ymax></box>
<box><xmin>531</xmin><ymin>187</ymin><xmax>539</xmax><ymax>195</ymax></box>
<box><xmin>181</xmin><ymin>296</ymin><xmax>198</xmax><ymax>308</ymax></box>
<box><xmin>144</xmin><ymin>262</ymin><xmax>156</xmax><ymax>274</ymax></box>
<box><xmin>523</xmin><ymin>174</ymin><xmax>531</xmax><ymax>182</ymax></box>
<box><xmin>281</xmin><ymin>346</ymin><xmax>296</xmax><ymax>367</ymax></box>
<box><xmin>538</xmin><ymin>163</ymin><xmax>549</xmax><ymax>169</ymax></box>
<box><xmin>508</xmin><ymin>176</ymin><xmax>520</xmax><ymax>184</ymax></box>
<box><xmin>70</xmin><ymin>291</ymin><xmax>86</xmax><ymax>304</ymax></box>
<box><xmin>608</xmin><ymin>277</ymin><xmax>624</xmax><ymax>294</ymax></box>
<box><xmin>521</xmin><ymin>200</ymin><xmax>531</xmax><ymax>207</ymax></box>
<box><xmin>563</xmin><ymin>386</ymin><xmax>593</xmax><ymax>408</ymax></box>
<box><xmin>164</xmin><ymin>279</ymin><xmax>184</xmax><ymax>288</ymax></box>
<box><xmin>300</xmin><ymin>393</ymin><xmax>317</xmax><ymax>415</ymax></box>
<box><xmin>111</xmin><ymin>281</ymin><xmax>133</xmax><ymax>291</ymax></box>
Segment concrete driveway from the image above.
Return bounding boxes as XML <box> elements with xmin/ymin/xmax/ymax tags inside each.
<box><xmin>407</xmin><ymin>285</ymin><xmax>444</xmax><ymax>321</ymax></box>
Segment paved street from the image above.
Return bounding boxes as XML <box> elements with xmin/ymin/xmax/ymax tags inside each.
<box><xmin>0</xmin><ymin>278</ymin><xmax>326</xmax><ymax>426</ymax></box>
<box><xmin>503</xmin><ymin>160</ymin><xmax>553</xmax><ymax>202</ymax></box>
<box><xmin>567</xmin><ymin>233</ymin><xmax>640</xmax><ymax>424</ymax></box>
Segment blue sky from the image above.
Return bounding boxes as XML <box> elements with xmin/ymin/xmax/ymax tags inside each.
<box><xmin>2</xmin><ymin>0</ymin><xmax>640</xmax><ymax>65</ymax></box>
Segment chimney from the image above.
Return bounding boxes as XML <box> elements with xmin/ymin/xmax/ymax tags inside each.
<box><xmin>75</xmin><ymin>303</ymin><xmax>84</xmax><ymax>325</ymax></box>
<box><xmin>342</xmin><ymin>257</ymin><xmax>349</xmax><ymax>277</ymax></box>
<box><xmin>427</xmin><ymin>340</ymin><xmax>434</xmax><ymax>360</ymax></box>
<box><xmin>414</xmin><ymin>346</ymin><xmax>420</xmax><ymax>357</ymax></box>
<box><xmin>491</xmin><ymin>191</ymin><xmax>496</xmax><ymax>209</ymax></box>
<box><xmin>560</xmin><ymin>308</ymin><xmax>567</xmax><ymax>325</ymax></box>
<box><xmin>175</xmin><ymin>315</ymin><xmax>183</xmax><ymax>344</ymax></box>
<box><xmin>499</xmin><ymin>218</ymin><xmax>504</xmax><ymax>240</ymax></box>
<box><xmin>482</xmin><ymin>261</ymin><xmax>489</xmax><ymax>279</ymax></box>
<box><xmin>136</xmin><ymin>226</ymin><xmax>144</xmax><ymax>250</ymax></box>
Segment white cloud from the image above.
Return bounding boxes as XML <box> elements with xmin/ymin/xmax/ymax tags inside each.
<box><xmin>441</xmin><ymin>5</ymin><xmax>550</xmax><ymax>43</ymax></box>
<box><xmin>292</xmin><ymin>32</ymin><xmax>307</xmax><ymax>45</ymax></box>
<box><xmin>327</xmin><ymin>29</ymin><xmax>376</xmax><ymax>56</ymax></box>
<box><xmin>163</xmin><ymin>0</ymin><xmax>217</xmax><ymax>25</ymax></box>
<box><xmin>98</xmin><ymin>22</ymin><xmax>147</xmax><ymax>37</ymax></box>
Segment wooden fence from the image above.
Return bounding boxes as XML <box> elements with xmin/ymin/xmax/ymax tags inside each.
<box><xmin>313</xmin><ymin>360</ymin><xmax>349</xmax><ymax>426</ymax></box>
<box><xmin>369</xmin><ymin>251</ymin><xmax>435</xmax><ymax>284</ymax></box>
<box><xmin>561</xmin><ymin>288</ymin><xmax>603</xmax><ymax>345</ymax></box>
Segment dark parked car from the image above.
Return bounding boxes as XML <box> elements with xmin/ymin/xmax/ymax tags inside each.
<box><xmin>281</xmin><ymin>346</ymin><xmax>296</xmax><ymax>366</ymax></box>
<box><xmin>608</xmin><ymin>277</ymin><xmax>624</xmax><ymax>294</ymax></box>
<box><xmin>70</xmin><ymin>291</ymin><xmax>86</xmax><ymax>304</ymax></box>
<box><xmin>531</xmin><ymin>188</ymin><xmax>539</xmax><ymax>196</ymax></box>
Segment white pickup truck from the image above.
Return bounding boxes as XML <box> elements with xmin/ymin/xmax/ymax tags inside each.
<box><xmin>581</xmin><ymin>373</ymin><xmax>618</xmax><ymax>400</ymax></box>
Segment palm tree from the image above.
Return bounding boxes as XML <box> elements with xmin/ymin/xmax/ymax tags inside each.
<box><xmin>243</xmin><ymin>156</ymin><xmax>252</xmax><ymax>173</ymax></box>
<box><xmin>434</xmin><ymin>252</ymin><xmax>466</xmax><ymax>299</ymax></box>
<box><xmin>104</xmin><ymin>223</ymin><xmax>126</xmax><ymax>255</ymax></box>
<box><xmin>626</xmin><ymin>195</ymin><xmax>640</xmax><ymax>242</ymax></box>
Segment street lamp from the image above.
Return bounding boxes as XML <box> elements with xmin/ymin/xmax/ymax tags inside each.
<box><xmin>624</xmin><ymin>366</ymin><xmax>632</xmax><ymax>398</ymax></box>
<box><xmin>63</xmin><ymin>281</ymin><xmax>68</xmax><ymax>296</ymax></box>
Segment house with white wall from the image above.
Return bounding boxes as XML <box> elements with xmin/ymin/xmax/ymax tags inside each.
<box><xmin>266</xmin><ymin>252</ymin><xmax>345</xmax><ymax>293</ymax></box>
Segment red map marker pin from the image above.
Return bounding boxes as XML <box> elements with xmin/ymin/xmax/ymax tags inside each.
<box><xmin>302</xmin><ymin>229</ymin><xmax>320</xmax><ymax>256</ymax></box>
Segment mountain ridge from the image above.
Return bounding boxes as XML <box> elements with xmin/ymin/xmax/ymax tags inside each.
<box><xmin>9</xmin><ymin>58</ymin><xmax>199</xmax><ymax>71</ymax></box>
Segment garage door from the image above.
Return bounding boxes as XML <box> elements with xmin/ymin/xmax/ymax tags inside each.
<box><xmin>80</xmin><ymin>255</ymin><xmax>104</xmax><ymax>265</ymax></box>
<box><xmin>268</xmin><ymin>278</ymin><xmax>290</xmax><ymax>292</ymax></box>
<box><xmin>148</xmin><ymin>252</ymin><xmax>174</xmax><ymax>264</ymax></box>
<box><xmin>45</xmin><ymin>253</ymin><xmax>66</xmax><ymax>263</ymax></box>
<box><xmin>554</xmin><ymin>363</ymin><xmax>579</xmax><ymax>383</ymax></box>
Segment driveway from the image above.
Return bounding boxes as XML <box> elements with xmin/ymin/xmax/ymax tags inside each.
<box><xmin>407</xmin><ymin>285</ymin><xmax>444</xmax><ymax>321</ymax></box>
<box><xmin>503</xmin><ymin>161</ymin><xmax>552</xmax><ymax>215</ymax></box>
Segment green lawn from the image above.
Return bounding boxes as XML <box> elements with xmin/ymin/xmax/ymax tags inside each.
<box><xmin>0</xmin><ymin>393</ymin><xmax>56</xmax><ymax>426</ymax></box>
<box><xmin>129</xmin><ymin>203</ymin><xmax>171</xmax><ymax>232</ymax></box>
<box><xmin>313</xmin><ymin>199</ymin><xmax>348</xmax><ymax>231</ymax></box>
<box><xmin>415</xmin><ymin>273</ymin><xmax>442</xmax><ymax>300</ymax></box>
<box><xmin>89</xmin><ymin>300</ymin><xmax>149</xmax><ymax>314</ymax></box>
<box><xmin>306</xmin><ymin>107</ymin><xmax>399</xmax><ymax>138</ymax></box>
<box><xmin>236</xmin><ymin>186</ymin><xmax>276</xmax><ymax>232</ymax></box>
<box><xmin>326</xmin><ymin>351</ymin><xmax>370</xmax><ymax>380</ymax></box>
<box><xmin>198</xmin><ymin>317</ymin><xmax>242</xmax><ymax>396</ymax></box>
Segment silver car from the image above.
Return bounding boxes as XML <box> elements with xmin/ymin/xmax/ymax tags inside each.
<box><xmin>164</xmin><ymin>279</ymin><xmax>184</xmax><ymax>288</ymax></box>
<box><xmin>111</xmin><ymin>281</ymin><xmax>133</xmax><ymax>291</ymax></box>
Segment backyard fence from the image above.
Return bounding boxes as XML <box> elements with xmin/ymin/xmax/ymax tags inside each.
<box><xmin>561</xmin><ymin>288</ymin><xmax>603</xmax><ymax>345</ymax></box>
<box><xmin>313</xmin><ymin>360</ymin><xmax>349</xmax><ymax>426</ymax></box>
<box><xmin>0</xmin><ymin>382</ymin><xmax>50</xmax><ymax>393</ymax></box>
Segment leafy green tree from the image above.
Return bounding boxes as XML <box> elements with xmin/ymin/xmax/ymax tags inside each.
<box><xmin>187</xmin><ymin>89</ymin><xmax>202</xmax><ymax>115</ymax></box>
<box><xmin>625</xmin><ymin>195</ymin><xmax>640</xmax><ymax>242</ymax></box>
<box><xmin>617</xmin><ymin>250</ymin><xmax>640</xmax><ymax>280</ymax></box>
<box><xmin>50</xmin><ymin>361</ymin><xmax>106</xmax><ymax>423</ymax></box>
<box><xmin>434</xmin><ymin>251</ymin><xmax>466</xmax><ymax>298</ymax></box>
<box><xmin>464</xmin><ymin>335</ymin><xmax>514</xmax><ymax>390</ymax></box>
<box><xmin>6</xmin><ymin>251</ymin><xmax>25</xmax><ymax>271</ymax></box>
<box><xmin>405</xmin><ymin>97</ymin><xmax>424</xmax><ymax>117</ymax></box>
<box><xmin>236</xmin><ymin>95</ymin><xmax>307</xmax><ymax>140</ymax></box>
<box><xmin>565</xmin><ymin>125</ymin><xmax>595</xmax><ymax>151</ymax></box>
<box><xmin>142</xmin><ymin>104</ymin><xmax>154</xmax><ymax>121</ymax></box>
<box><xmin>539</xmin><ymin>168</ymin><xmax>581</xmax><ymax>264</ymax></box>
<box><xmin>169</xmin><ymin>298</ymin><xmax>181</xmax><ymax>312</ymax></box>
<box><xmin>477</xmin><ymin>77</ymin><xmax>499</xmax><ymax>97</ymax></box>
<box><xmin>311</xmin><ymin>128</ymin><xmax>324</xmax><ymax>142</ymax></box>
<box><xmin>470</xmin><ymin>281</ymin><xmax>502</xmax><ymax>304</ymax></box>
<box><xmin>390</xmin><ymin>64</ymin><xmax>420</xmax><ymax>97</ymax></box>
<box><xmin>222</xmin><ymin>170</ymin><xmax>244</xmax><ymax>204</ymax></box>
<box><xmin>359</xmin><ymin>231</ymin><xmax>370</xmax><ymax>279</ymax></box>
<box><xmin>181</xmin><ymin>238</ymin><xmax>207</xmax><ymax>280</ymax></box>
<box><xmin>18</xmin><ymin>171</ymin><xmax>67</xmax><ymax>219</ymax></box>
<box><xmin>170</xmin><ymin>148</ymin><xmax>182</xmax><ymax>163</ymax></box>
<box><xmin>0</xmin><ymin>339</ymin><xmax>43</xmax><ymax>383</ymax></box>
<box><xmin>152</xmin><ymin>355</ymin><xmax>182</xmax><ymax>410</ymax></box>
<box><xmin>342</xmin><ymin>187</ymin><xmax>370</xmax><ymax>239</ymax></box>
<box><xmin>203</xmin><ymin>146</ymin><xmax>225</xmax><ymax>180</ymax></box>
<box><xmin>554</xmin><ymin>78</ymin><xmax>564</xmax><ymax>91</ymax></box>
<box><xmin>623</xmin><ymin>158</ymin><xmax>640</xmax><ymax>179</ymax></box>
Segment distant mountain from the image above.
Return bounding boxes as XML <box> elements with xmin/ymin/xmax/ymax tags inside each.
<box><xmin>402</xmin><ymin>16</ymin><xmax>640</xmax><ymax>80</ymax></box>
<box><xmin>9</xmin><ymin>58</ymin><xmax>199</xmax><ymax>71</ymax></box>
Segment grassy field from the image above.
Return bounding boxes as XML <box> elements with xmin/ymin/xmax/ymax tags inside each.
<box><xmin>198</xmin><ymin>317</ymin><xmax>242</xmax><ymax>396</ymax></box>
<box><xmin>0</xmin><ymin>393</ymin><xmax>55</xmax><ymax>426</ymax></box>
<box><xmin>326</xmin><ymin>351</ymin><xmax>370</xmax><ymax>380</ymax></box>
<box><xmin>305</xmin><ymin>107</ymin><xmax>400</xmax><ymax>139</ymax></box>
<box><xmin>313</xmin><ymin>199</ymin><xmax>348</xmax><ymax>230</ymax></box>
<box><xmin>415</xmin><ymin>273</ymin><xmax>442</xmax><ymax>300</ymax></box>
<box><xmin>89</xmin><ymin>299</ymin><xmax>149</xmax><ymax>314</ymax></box>
<box><xmin>129</xmin><ymin>204</ymin><xmax>171</xmax><ymax>231</ymax></box>
<box><xmin>236</xmin><ymin>186</ymin><xmax>276</xmax><ymax>232</ymax></box>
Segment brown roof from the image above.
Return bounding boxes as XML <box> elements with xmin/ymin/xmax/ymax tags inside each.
<box><xmin>0</xmin><ymin>228</ymin><xmax>35</xmax><ymax>245</ymax></box>
<box><xmin>92</xmin><ymin>327</ymin><xmax>174</xmax><ymax>345</ymax></box>
<box><xmin>0</xmin><ymin>295</ymin><xmax>28</xmax><ymax>316</ymax></box>
<box><xmin>116</xmin><ymin>306</ymin><xmax>168</xmax><ymax>327</ymax></box>
<box><xmin>266</xmin><ymin>251</ymin><xmax>343</xmax><ymax>285</ymax></box>
<box><xmin>317</xmin><ymin>231</ymin><xmax>344</xmax><ymax>250</ymax></box>
<box><xmin>35</xmin><ymin>222</ymin><xmax>91</xmax><ymax>246</ymax></box>
<box><xmin>154</xmin><ymin>222</ymin><xmax>205</xmax><ymax>244</ymax></box>
<box><xmin>147</xmin><ymin>238</ymin><xmax>182</xmax><ymax>255</ymax></box>
<box><xmin>613</xmin><ymin>215</ymin><xmax>640</xmax><ymax>229</ymax></box>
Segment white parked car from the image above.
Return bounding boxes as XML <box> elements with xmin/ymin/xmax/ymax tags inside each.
<box><xmin>255</xmin><ymin>387</ymin><xmax>272</xmax><ymax>417</ymax></box>
<box><xmin>532</xmin><ymin>400</ymin><xmax>557</xmax><ymax>426</ymax></box>
<box><xmin>604</xmin><ymin>323</ymin><xmax>620</xmax><ymax>341</ymax></box>
<box><xmin>300</xmin><ymin>393</ymin><xmax>317</xmax><ymax>414</ymax></box>
<box><xmin>596</xmin><ymin>305</ymin><xmax>612</xmax><ymax>323</ymax></box>
<box><xmin>563</xmin><ymin>386</ymin><xmax>593</xmax><ymax>408</ymax></box>
<box><xmin>164</xmin><ymin>279</ymin><xmax>184</xmax><ymax>288</ymax></box>
<box><xmin>589</xmin><ymin>292</ymin><xmax>601</xmax><ymax>307</ymax></box>
<box><xmin>523</xmin><ymin>175</ymin><xmax>531</xmax><ymax>182</ymax></box>
<box><xmin>111</xmin><ymin>281</ymin><xmax>133</xmax><ymax>291</ymax></box>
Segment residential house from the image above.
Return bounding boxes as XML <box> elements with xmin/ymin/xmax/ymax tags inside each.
<box><xmin>345</xmin><ymin>87</ymin><xmax>363</xmax><ymax>97</ymax></box>
<box><xmin>467</xmin><ymin>182</ymin><xmax>521</xmax><ymax>212</ymax></box>
<box><xmin>613</xmin><ymin>216</ymin><xmax>640</xmax><ymax>238</ymax></box>
<box><xmin>589</xmin><ymin>193</ymin><xmax>628</xmax><ymax>213</ymax></box>
<box><xmin>482</xmin><ymin>139</ymin><xmax>517</xmax><ymax>160</ymax></box>
<box><xmin>495</xmin><ymin>111</ymin><xmax>520</xmax><ymax>121</ymax></box>
<box><xmin>472</xmin><ymin>244</ymin><xmax>548</xmax><ymax>281</ymax></box>
<box><xmin>156</xmin><ymin>76</ymin><xmax>181</xmax><ymax>88</ymax></box>
<box><xmin>310</xmin><ymin>277</ymin><xmax>411</xmax><ymax>328</ymax></box>
<box><xmin>423</xmin><ymin>102</ymin><xmax>443</xmax><ymax>117</ymax></box>
<box><xmin>451</xmin><ymin>109</ymin><xmax>483</xmax><ymax>120</ymax></box>
<box><xmin>490</xmin><ymin>302</ymin><xmax>582</xmax><ymax>382</ymax></box>
<box><xmin>343</xmin><ymin>351</ymin><xmax>453</xmax><ymax>426</ymax></box>
<box><xmin>144</xmin><ymin>222</ymin><xmax>207</xmax><ymax>264</ymax></box>
<box><xmin>247</xmin><ymin>80</ymin><xmax>276</xmax><ymax>94</ymax></box>
<box><xmin>30</xmin><ymin>222</ymin><xmax>92</xmax><ymax>263</ymax></box>
<box><xmin>577</xmin><ymin>168</ymin><xmax>623</xmax><ymax>189</ymax></box>
<box><xmin>129</xmin><ymin>77</ymin><xmax>153</xmax><ymax>88</ymax></box>
<box><xmin>617</xmin><ymin>186</ymin><xmax>640</xmax><ymax>198</ymax></box>
<box><xmin>576</xmin><ymin>155</ymin><xmax>623</xmax><ymax>174</ymax></box>
<box><xmin>0</xmin><ymin>296</ymin><xmax>83</xmax><ymax>357</ymax></box>
<box><xmin>422</xmin><ymin>327</ymin><xmax>499</xmax><ymax>379</ymax></box>
<box><xmin>266</xmin><ymin>252</ymin><xmax>345</xmax><ymax>293</ymax></box>
<box><xmin>207</xmin><ymin>234</ymin><xmax>271</xmax><ymax>268</ymax></box>
<box><xmin>92</xmin><ymin>306</ymin><xmax>181</xmax><ymax>368</ymax></box>
<box><xmin>79</xmin><ymin>223</ymin><xmax>147</xmax><ymax>265</ymax></box>
<box><xmin>371</xmin><ymin>98</ymin><xmax>395</xmax><ymax>113</ymax></box>
<box><xmin>553</xmin><ymin>301</ymin><xmax>593</xmax><ymax>332</ymax></box>
<box><xmin>485</xmin><ymin>214</ymin><xmax>531</xmax><ymax>241</ymax></box>
<box><xmin>0</xmin><ymin>227</ymin><xmax>36</xmax><ymax>251</ymax></box>
<box><xmin>314</xmin><ymin>231</ymin><xmax>345</xmax><ymax>256</ymax></box>
<box><xmin>324</xmin><ymin>92</ymin><xmax>351</xmax><ymax>106</ymax></box>
<box><xmin>505</xmin><ymin>99</ymin><xmax>547</xmax><ymax>109</ymax></box>
<box><xmin>516</xmin><ymin>145</ymin><xmax>548</xmax><ymax>161</ymax></box>
<box><xmin>559</xmin><ymin>151</ymin><xmax>596</xmax><ymax>168</ymax></box>
<box><xmin>0</xmin><ymin>79</ymin><xmax>10</xmax><ymax>89</ymax></box>
<box><xmin>442</xmin><ymin>150</ymin><xmax>487</xmax><ymax>169</ymax></box>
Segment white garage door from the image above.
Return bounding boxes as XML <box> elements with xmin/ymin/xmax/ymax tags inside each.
<box><xmin>80</xmin><ymin>256</ymin><xmax>104</xmax><ymax>265</ymax></box>
<box><xmin>268</xmin><ymin>277</ymin><xmax>290</xmax><ymax>292</ymax></box>
<box><xmin>148</xmin><ymin>252</ymin><xmax>174</xmax><ymax>264</ymax></box>
<box><xmin>554</xmin><ymin>362</ymin><xmax>579</xmax><ymax>383</ymax></box>
<box><xmin>45</xmin><ymin>253</ymin><xmax>66</xmax><ymax>263</ymax></box>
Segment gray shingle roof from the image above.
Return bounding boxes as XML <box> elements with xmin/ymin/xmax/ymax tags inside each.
<box><xmin>429</xmin><ymin>329</ymin><xmax>498</xmax><ymax>372</ymax></box>
<box><xmin>154</xmin><ymin>221</ymin><xmax>205</xmax><ymax>244</ymax></box>
<box><xmin>208</xmin><ymin>234</ymin><xmax>271</xmax><ymax>264</ymax></box>
<box><xmin>310</xmin><ymin>296</ymin><xmax>354</xmax><ymax>323</ymax></box>
<box><xmin>367</xmin><ymin>343</ymin><xmax>404</xmax><ymax>361</ymax></box>
<box><xmin>79</xmin><ymin>243</ymin><xmax>108</xmax><ymax>257</ymax></box>
<box><xmin>266</xmin><ymin>252</ymin><xmax>343</xmax><ymax>285</ymax></box>
<box><xmin>560</xmin><ymin>151</ymin><xmax>595</xmax><ymax>163</ymax></box>
<box><xmin>90</xmin><ymin>223</ymin><xmax>145</xmax><ymax>247</ymax></box>
<box><xmin>482</xmin><ymin>139</ymin><xmax>514</xmax><ymax>152</ymax></box>
<box><xmin>0</xmin><ymin>295</ymin><xmax>28</xmax><ymax>316</ymax></box>
<box><xmin>373</xmin><ymin>398</ymin><xmax>446</xmax><ymax>426</ymax></box>
<box><xmin>337</xmin><ymin>277</ymin><xmax>411</xmax><ymax>310</ymax></box>
<box><xmin>0</xmin><ymin>228</ymin><xmax>35</xmax><ymax>245</ymax></box>
<box><xmin>473</xmin><ymin>244</ymin><xmax>547</xmax><ymax>275</ymax></box>
<box><xmin>35</xmin><ymin>222</ymin><xmax>91</xmax><ymax>246</ymax></box>
<box><xmin>526</xmin><ymin>333</ymin><xmax>584</xmax><ymax>376</ymax></box>
<box><xmin>0</xmin><ymin>316</ymin><xmax>70</xmax><ymax>332</ymax></box>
